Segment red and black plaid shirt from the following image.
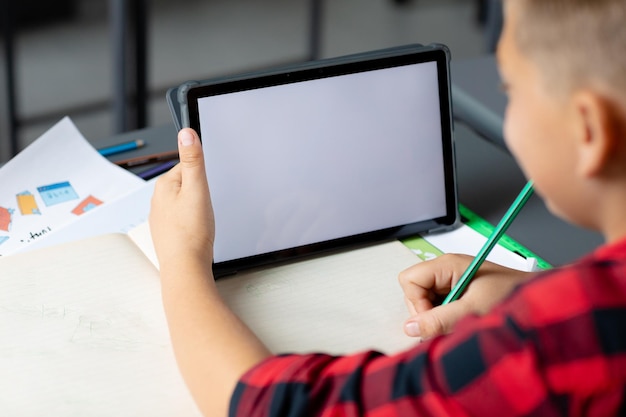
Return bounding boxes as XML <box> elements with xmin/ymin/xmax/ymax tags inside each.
<box><xmin>230</xmin><ymin>238</ymin><xmax>626</xmax><ymax>417</ymax></box>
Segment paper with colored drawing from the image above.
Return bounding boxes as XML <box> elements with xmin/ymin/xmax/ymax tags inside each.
<box><xmin>12</xmin><ymin>180</ymin><xmax>157</xmax><ymax>257</ymax></box>
<box><xmin>0</xmin><ymin>117</ymin><xmax>145</xmax><ymax>256</ymax></box>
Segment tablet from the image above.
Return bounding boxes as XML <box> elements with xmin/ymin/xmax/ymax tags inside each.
<box><xmin>168</xmin><ymin>43</ymin><xmax>458</xmax><ymax>276</ymax></box>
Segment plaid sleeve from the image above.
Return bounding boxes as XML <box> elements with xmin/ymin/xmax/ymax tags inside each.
<box><xmin>228</xmin><ymin>348</ymin><xmax>470</xmax><ymax>417</ymax></box>
<box><xmin>229</xmin><ymin>254</ymin><xmax>626</xmax><ymax>417</ymax></box>
<box><xmin>228</xmin><ymin>313</ymin><xmax>535</xmax><ymax>417</ymax></box>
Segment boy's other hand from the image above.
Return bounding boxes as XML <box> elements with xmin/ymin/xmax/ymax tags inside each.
<box><xmin>149</xmin><ymin>128</ymin><xmax>215</xmax><ymax>274</ymax></box>
<box><xmin>398</xmin><ymin>254</ymin><xmax>532</xmax><ymax>340</ymax></box>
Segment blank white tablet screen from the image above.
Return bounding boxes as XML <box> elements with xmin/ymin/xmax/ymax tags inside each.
<box><xmin>197</xmin><ymin>61</ymin><xmax>447</xmax><ymax>263</ymax></box>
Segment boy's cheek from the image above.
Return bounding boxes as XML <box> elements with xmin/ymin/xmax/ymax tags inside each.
<box><xmin>503</xmin><ymin>105</ymin><xmax>522</xmax><ymax>156</ymax></box>
<box><xmin>503</xmin><ymin>104</ymin><xmax>535</xmax><ymax>176</ymax></box>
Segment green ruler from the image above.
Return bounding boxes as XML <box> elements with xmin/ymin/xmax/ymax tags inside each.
<box><xmin>458</xmin><ymin>204</ymin><xmax>551</xmax><ymax>270</ymax></box>
<box><xmin>400</xmin><ymin>204</ymin><xmax>552</xmax><ymax>270</ymax></box>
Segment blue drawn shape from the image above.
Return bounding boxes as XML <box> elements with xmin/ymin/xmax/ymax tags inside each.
<box><xmin>0</xmin><ymin>236</ymin><xmax>8</xmax><ymax>246</ymax></box>
<box><xmin>37</xmin><ymin>182</ymin><xmax>79</xmax><ymax>207</ymax></box>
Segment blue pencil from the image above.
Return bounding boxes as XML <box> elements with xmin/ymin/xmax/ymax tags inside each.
<box><xmin>98</xmin><ymin>139</ymin><xmax>145</xmax><ymax>157</ymax></box>
<box><xmin>442</xmin><ymin>180</ymin><xmax>535</xmax><ymax>305</ymax></box>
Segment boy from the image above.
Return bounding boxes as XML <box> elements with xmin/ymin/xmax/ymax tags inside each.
<box><xmin>149</xmin><ymin>0</ymin><xmax>626</xmax><ymax>415</ymax></box>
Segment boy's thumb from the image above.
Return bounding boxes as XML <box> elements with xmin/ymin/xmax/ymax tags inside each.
<box><xmin>404</xmin><ymin>302</ymin><xmax>467</xmax><ymax>340</ymax></box>
<box><xmin>177</xmin><ymin>128</ymin><xmax>206</xmax><ymax>181</ymax></box>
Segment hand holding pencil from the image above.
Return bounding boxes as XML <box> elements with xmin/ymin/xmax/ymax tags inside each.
<box><xmin>399</xmin><ymin>253</ymin><xmax>532</xmax><ymax>339</ymax></box>
<box><xmin>398</xmin><ymin>181</ymin><xmax>536</xmax><ymax>340</ymax></box>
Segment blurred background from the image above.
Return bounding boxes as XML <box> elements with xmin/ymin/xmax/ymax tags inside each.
<box><xmin>0</xmin><ymin>0</ymin><xmax>500</xmax><ymax>161</ymax></box>
<box><xmin>0</xmin><ymin>1</ymin><xmax>605</xmax><ymax>265</ymax></box>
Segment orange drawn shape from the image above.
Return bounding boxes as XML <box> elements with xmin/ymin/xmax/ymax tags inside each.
<box><xmin>72</xmin><ymin>195</ymin><xmax>103</xmax><ymax>216</ymax></box>
<box><xmin>0</xmin><ymin>207</ymin><xmax>12</xmax><ymax>232</ymax></box>
<box><xmin>17</xmin><ymin>192</ymin><xmax>40</xmax><ymax>215</ymax></box>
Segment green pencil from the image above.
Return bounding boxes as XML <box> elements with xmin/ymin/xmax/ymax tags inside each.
<box><xmin>442</xmin><ymin>180</ymin><xmax>535</xmax><ymax>305</ymax></box>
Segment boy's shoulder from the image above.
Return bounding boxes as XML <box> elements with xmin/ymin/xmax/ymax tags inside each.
<box><xmin>510</xmin><ymin>236</ymin><xmax>626</xmax><ymax>312</ymax></box>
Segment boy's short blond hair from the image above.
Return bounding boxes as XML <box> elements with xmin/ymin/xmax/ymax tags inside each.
<box><xmin>508</xmin><ymin>0</ymin><xmax>626</xmax><ymax>107</ymax></box>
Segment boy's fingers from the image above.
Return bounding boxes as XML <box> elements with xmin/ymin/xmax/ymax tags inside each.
<box><xmin>399</xmin><ymin>254</ymin><xmax>472</xmax><ymax>313</ymax></box>
<box><xmin>177</xmin><ymin>128</ymin><xmax>207</xmax><ymax>186</ymax></box>
<box><xmin>404</xmin><ymin>301</ymin><xmax>468</xmax><ymax>339</ymax></box>
<box><xmin>398</xmin><ymin>262</ymin><xmax>441</xmax><ymax>309</ymax></box>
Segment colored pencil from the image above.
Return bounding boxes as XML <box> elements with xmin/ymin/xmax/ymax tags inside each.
<box><xmin>136</xmin><ymin>159</ymin><xmax>178</xmax><ymax>180</ymax></box>
<box><xmin>442</xmin><ymin>181</ymin><xmax>535</xmax><ymax>305</ymax></box>
<box><xmin>114</xmin><ymin>150</ymin><xmax>179</xmax><ymax>168</ymax></box>
<box><xmin>98</xmin><ymin>139</ymin><xmax>145</xmax><ymax>157</ymax></box>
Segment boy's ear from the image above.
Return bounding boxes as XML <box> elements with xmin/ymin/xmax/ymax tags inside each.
<box><xmin>571</xmin><ymin>91</ymin><xmax>622</xmax><ymax>178</ymax></box>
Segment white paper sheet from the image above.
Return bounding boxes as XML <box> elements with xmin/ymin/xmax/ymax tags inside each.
<box><xmin>0</xmin><ymin>234</ymin><xmax>200</xmax><ymax>416</ymax></box>
<box><xmin>14</xmin><ymin>180</ymin><xmax>157</xmax><ymax>256</ymax></box>
<box><xmin>218</xmin><ymin>240</ymin><xmax>422</xmax><ymax>355</ymax></box>
<box><xmin>0</xmin><ymin>117</ymin><xmax>145</xmax><ymax>256</ymax></box>
<box><xmin>423</xmin><ymin>224</ymin><xmax>538</xmax><ymax>271</ymax></box>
